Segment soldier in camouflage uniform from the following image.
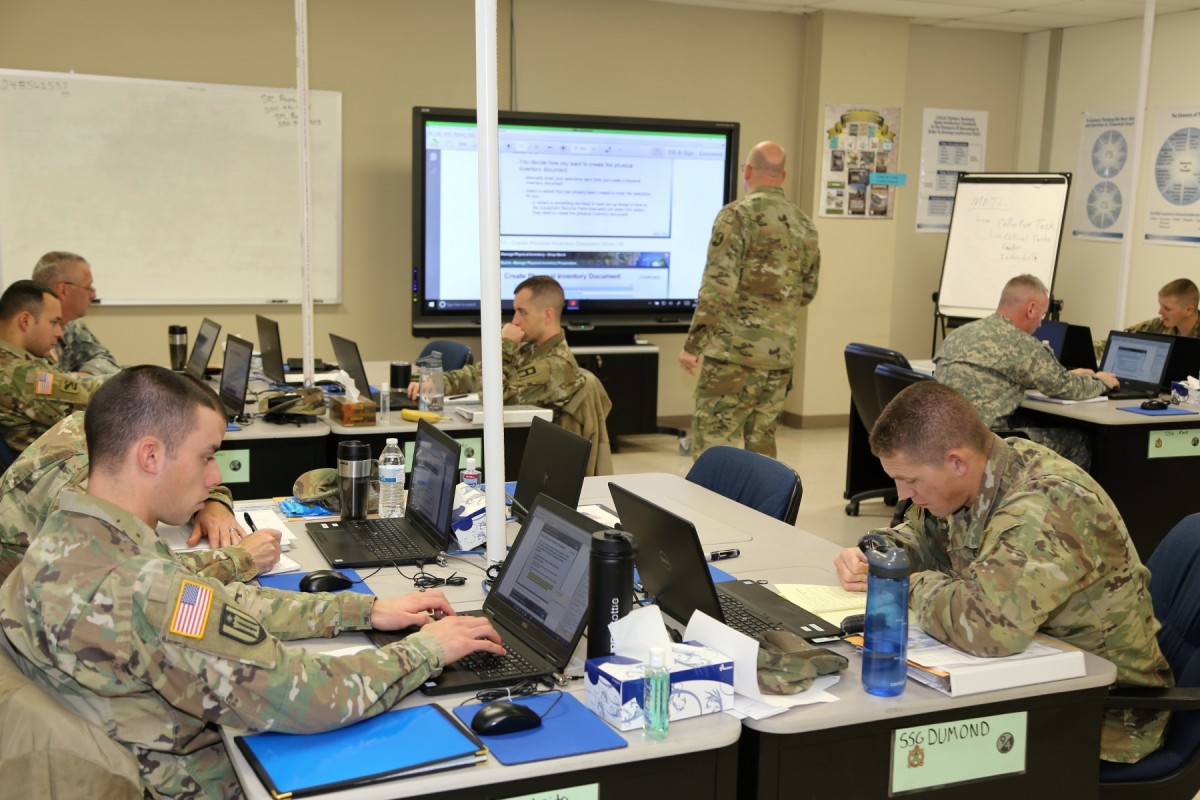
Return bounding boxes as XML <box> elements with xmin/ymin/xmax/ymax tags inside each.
<box><xmin>408</xmin><ymin>275</ymin><xmax>585</xmax><ymax>411</ymax></box>
<box><xmin>935</xmin><ymin>274</ymin><xmax>1117</xmax><ymax>470</ymax></box>
<box><xmin>680</xmin><ymin>141</ymin><xmax>820</xmax><ymax>459</ymax></box>
<box><xmin>834</xmin><ymin>382</ymin><xmax>1172</xmax><ymax>763</ymax></box>
<box><xmin>0</xmin><ymin>280</ymin><xmax>103</xmax><ymax>453</ymax></box>
<box><xmin>0</xmin><ymin>366</ymin><xmax>504</xmax><ymax>799</ymax></box>
<box><xmin>0</xmin><ymin>411</ymin><xmax>280</xmax><ymax>585</ymax></box>
<box><xmin>33</xmin><ymin>251</ymin><xmax>121</xmax><ymax>376</ymax></box>
<box><xmin>1093</xmin><ymin>277</ymin><xmax>1200</xmax><ymax>361</ymax></box>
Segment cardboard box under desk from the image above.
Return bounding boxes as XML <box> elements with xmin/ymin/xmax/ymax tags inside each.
<box><xmin>329</xmin><ymin>395</ymin><xmax>377</xmax><ymax>426</ymax></box>
<box><xmin>584</xmin><ymin>642</ymin><xmax>735</xmax><ymax>731</ymax></box>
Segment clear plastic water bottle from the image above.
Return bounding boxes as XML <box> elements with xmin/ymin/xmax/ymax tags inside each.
<box><xmin>378</xmin><ymin>381</ymin><xmax>391</xmax><ymax>425</ymax></box>
<box><xmin>860</xmin><ymin>533</ymin><xmax>911</xmax><ymax>697</ymax></box>
<box><xmin>378</xmin><ymin>437</ymin><xmax>405</xmax><ymax>518</ymax></box>
<box><xmin>643</xmin><ymin>646</ymin><xmax>670</xmax><ymax>740</ymax></box>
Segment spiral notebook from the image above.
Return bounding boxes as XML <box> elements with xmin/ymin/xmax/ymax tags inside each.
<box><xmin>234</xmin><ymin>704</ymin><xmax>485</xmax><ymax>797</ymax></box>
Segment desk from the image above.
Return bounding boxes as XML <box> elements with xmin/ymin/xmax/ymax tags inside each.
<box><xmin>588</xmin><ymin>474</ymin><xmax>1117</xmax><ymax>800</ymax></box>
<box><xmin>219</xmin><ymin>421</ymin><xmax>329</xmax><ymax>501</ymax></box>
<box><xmin>324</xmin><ymin>416</ymin><xmax>530</xmax><ymax>479</ymax></box>
<box><xmin>222</xmin><ymin>492</ymin><xmax>741</xmax><ymax>799</ymax></box>
<box><xmin>1019</xmin><ymin>397</ymin><xmax>1200</xmax><ymax>556</ymax></box>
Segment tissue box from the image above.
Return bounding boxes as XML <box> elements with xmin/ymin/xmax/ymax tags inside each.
<box><xmin>329</xmin><ymin>395</ymin><xmax>376</xmax><ymax>426</ymax></box>
<box><xmin>584</xmin><ymin>642</ymin><xmax>734</xmax><ymax>731</ymax></box>
<box><xmin>450</xmin><ymin>484</ymin><xmax>487</xmax><ymax>550</ymax></box>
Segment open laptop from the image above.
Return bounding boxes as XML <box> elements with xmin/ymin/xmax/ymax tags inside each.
<box><xmin>419</xmin><ymin>495</ymin><xmax>604</xmax><ymax>695</ymax></box>
<box><xmin>1033</xmin><ymin>319</ymin><xmax>1097</xmax><ymax>372</ymax></box>
<box><xmin>1163</xmin><ymin>334</ymin><xmax>1200</xmax><ymax>389</ymax></box>
<box><xmin>218</xmin><ymin>334</ymin><xmax>254</xmax><ymax>421</ymax></box>
<box><xmin>328</xmin><ymin>333</ymin><xmax>415</xmax><ymax>408</ymax></box>
<box><xmin>510</xmin><ymin>416</ymin><xmax>592</xmax><ymax>522</ymax></box>
<box><xmin>610</xmin><ymin>483</ymin><xmax>844</xmax><ymax>643</ymax></box>
<box><xmin>306</xmin><ymin>420</ymin><xmax>460</xmax><ymax>568</ymax></box>
<box><xmin>184</xmin><ymin>318</ymin><xmax>221</xmax><ymax>380</ymax></box>
<box><xmin>256</xmin><ymin>315</ymin><xmax>338</xmax><ymax>384</ymax></box>
<box><xmin>1099</xmin><ymin>330</ymin><xmax>1175</xmax><ymax>400</ymax></box>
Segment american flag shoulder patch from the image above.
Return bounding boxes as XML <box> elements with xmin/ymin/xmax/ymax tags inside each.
<box><xmin>169</xmin><ymin>579</ymin><xmax>213</xmax><ymax>639</ymax></box>
<box><xmin>34</xmin><ymin>371</ymin><xmax>55</xmax><ymax>395</ymax></box>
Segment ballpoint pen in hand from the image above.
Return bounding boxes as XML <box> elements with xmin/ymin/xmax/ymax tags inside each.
<box><xmin>243</xmin><ymin>512</ymin><xmax>257</xmax><ymax>532</ymax></box>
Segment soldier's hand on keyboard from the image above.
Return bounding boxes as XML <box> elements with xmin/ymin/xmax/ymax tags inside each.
<box><xmin>370</xmin><ymin>590</ymin><xmax>456</xmax><ymax>630</ymax></box>
<box><xmin>424</xmin><ymin>616</ymin><xmax>507</xmax><ymax>663</ymax></box>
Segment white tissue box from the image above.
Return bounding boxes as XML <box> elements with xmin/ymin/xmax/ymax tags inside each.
<box><xmin>584</xmin><ymin>642</ymin><xmax>735</xmax><ymax>731</ymax></box>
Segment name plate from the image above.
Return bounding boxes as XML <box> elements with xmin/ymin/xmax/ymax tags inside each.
<box><xmin>1147</xmin><ymin>428</ymin><xmax>1200</xmax><ymax>459</ymax></box>
<box><xmin>890</xmin><ymin>711</ymin><xmax>1027</xmax><ymax>794</ymax></box>
<box><xmin>500</xmin><ymin>785</ymin><xmax>598</xmax><ymax>800</ymax></box>
<box><xmin>215</xmin><ymin>449</ymin><xmax>250</xmax><ymax>484</ymax></box>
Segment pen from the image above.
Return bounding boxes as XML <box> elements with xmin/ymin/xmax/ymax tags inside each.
<box><xmin>707</xmin><ymin>548</ymin><xmax>739</xmax><ymax>562</ymax></box>
<box><xmin>243</xmin><ymin>512</ymin><xmax>257</xmax><ymax>532</ymax></box>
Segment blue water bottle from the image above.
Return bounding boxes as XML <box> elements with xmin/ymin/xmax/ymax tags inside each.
<box><xmin>860</xmin><ymin>533</ymin><xmax>911</xmax><ymax>697</ymax></box>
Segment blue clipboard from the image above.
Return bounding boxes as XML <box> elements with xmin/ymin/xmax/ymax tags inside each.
<box><xmin>235</xmin><ymin>704</ymin><xmax>485</xmax><ymax>797</ymax></box>
<box><xmin>452</xmin><ymin>693</ymin><xmax>626</xmax><ymax>766</ymax></box>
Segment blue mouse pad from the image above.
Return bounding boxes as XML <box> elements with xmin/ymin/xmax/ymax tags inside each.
<box><xmin>453</xmin><ymin>693</ymin><xmax>626</xmax><ymax>765</ymax></box>
<box><xmin>1117</xmin><ymin>405</ymin><xmax>1198</xmax><ymax>416</ymax></box>
<box><xmin>257</xmin><ymin>568</ymin><xmax>373</xmax><ymax>595</ymax></box>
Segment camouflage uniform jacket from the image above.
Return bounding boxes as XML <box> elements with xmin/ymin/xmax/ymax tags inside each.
<box><xmin>873</xmin><ymin>436</ymin><xmax>1172</xmax><ymax>763</ymax></box>
<box><xmin>0</xmin><ymin>412</ymin><xmax>253</xmax><ymax>586</ymax></box>
<box><xmin>0</xmin><ymin>491</ymin><xmax>447</xmax><ymax>799</ymax></box>
<box><xmin>1126</xmin><ymin>316</ymin><xmax>1200</xmax><ymax>339</ymax></box>
<box><xmin>0</xmin><ymin>339</ymin><xmax>102</xmax><ymax>452</ymax></box>
<box><xmin>684</xmin><ymin>185</ymin><xmax>820</xmax><ymax>369</ymax></box>
<box><xmin>442</xmin><ymin>331</ymin><xmax>585</xmax><ymax>409</ymax></box>
<box><xmin>56</xmin><ymin>319</ymin><xmax>121</xmax><ymax>376</ymax></box>
<box><xmin>935</xmin><ymin>313</ymin><xmax>1109</xmax><ymax>428</ymax></box>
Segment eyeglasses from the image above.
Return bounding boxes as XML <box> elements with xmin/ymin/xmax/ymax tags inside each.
<box><xmin>62</xmin><ymin>281</ymin><xmax>97</xmax><ymax>295</ymax></box>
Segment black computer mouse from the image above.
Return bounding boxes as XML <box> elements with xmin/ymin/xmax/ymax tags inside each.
<box><xmin>469</xmin><ymin>700</ymin><xmax>542</xmax><ymax>736</ymax></box>
<box><xmin>1141</xmin><ymin>399</ymin><xmax>1170</xmax><ymax>411</ymax></box>
<box><xmin>298</xmin><ymin>569</ymin><xmax>354</xmax><ymax>593</ymax></box>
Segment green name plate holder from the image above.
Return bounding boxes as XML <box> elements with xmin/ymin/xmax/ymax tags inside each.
<box><xmin>1147</xmin><ymin>428</ymin><xmax>1200</xmax><ymax>459</ymax></box>
<box><xmin>500</xmin><ymin>784</ymin><xmax>598</xmax><ymax>800</ymax></box>
<box><xmin>215</xmin><ymin>449</ymin><xmax>250</xmax><ymax>484</ymax></box>
<box><xmin>890</xmin><ymin>711</ymin><xmax>1027</xmax><ymax>794</ymax></box>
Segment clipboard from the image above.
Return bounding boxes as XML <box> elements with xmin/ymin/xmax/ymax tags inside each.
<box><xmin>235</xmin><ymin>703</ymin><xmax>485</xmax><ymax>798</ymax></box>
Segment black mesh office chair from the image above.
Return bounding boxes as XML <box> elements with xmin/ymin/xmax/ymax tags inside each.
<box><xmin>843</xmin><ymin>343</ymin><xmax>910</xmax><ymax>516</ymax></box>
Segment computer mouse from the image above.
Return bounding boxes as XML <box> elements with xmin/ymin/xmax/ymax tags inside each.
<box><xmin>1141</xmin><ymin>399</ymin><xmax>1170</xmax><ymax>411</ymax></box>
<box><xmin>298</xmin><ymin>569</ymin><xmax>354</xmax><ymax>593</ymax></box>
<box><xmin>314</xmin><ymin>379</ymin><xmax>344</xmax><ymax>391</ymax></box>
<box><xmin>469</xmin><ymin>700</ymin><xmax>542</xmax><ymax>736</ymax></box>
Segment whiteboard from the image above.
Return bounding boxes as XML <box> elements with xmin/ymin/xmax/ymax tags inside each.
<box><xmin>935</xmin><ymin>173</ymin><xmax>1070</xmax><ymax>319</ymax></box>
<box><xmin>0</xmin><ymin>69</ymin><xmax>340</xmax><ymax>304</ymax></box>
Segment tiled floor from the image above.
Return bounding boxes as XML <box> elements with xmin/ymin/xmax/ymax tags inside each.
<box><xmin>610</xmin><ymin>424</ymin><xmax>891</xmax><ymax>551</ymax></box>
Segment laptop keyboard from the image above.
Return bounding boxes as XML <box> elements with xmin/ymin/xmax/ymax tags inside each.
<box><xmin>457</xmin><ymin>649</ymin><xmax>539</xmax><ymax>680</ymax></box>
<box><xmin>341</xmin><ymin>519</ymin><xmax>426</xmax><ymax>561</ymax></box>
<box><xmin>719</xmin><ymin>593</ymin><xmax>784</xmax><ymax>636</ymax></box>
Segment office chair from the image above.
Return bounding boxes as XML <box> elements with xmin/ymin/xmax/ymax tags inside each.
<box><xmin>1099</xmin><ymin>513</ymin><xmax>1200</xmax><ymax>799</ymax></box>
<box><xmin>417</xmin><ymin>340</ymin><xmax>473</xmax><ymax>372</ymax></box>
<box><xmin>873</xmin><ymin>362</ymin><xmax>934</xmax><ymax>413</ymax></box>
<box><xmin>685</xmin><ymin>446</ymin><xmax>802</xmax><ymax>525</ymax></box>
<box><xmin>0</xmin><ymin>438</ymin><xmax>19</xmax><ymax>473</ymax></box>
<box><xmin>843</xmin><ymin>343</ymin><xmax>910</xmax><ymax>516</ymax></box>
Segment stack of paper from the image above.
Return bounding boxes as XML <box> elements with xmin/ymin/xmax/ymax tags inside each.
<box><xmin>903</xmin><ymin>629</ymin><xmax>1086</xmax><ymax>696</ymax></box>
<box><xmin>777</xmin><ymin>583</ymin><xmax>867</xmax><ymax>627</ymax></box>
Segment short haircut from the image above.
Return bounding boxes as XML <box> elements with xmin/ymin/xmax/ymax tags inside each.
<box><xmin>1160</xmin><ymin>278</ymin><xmax>1199</xmax><ymax>309</ymax></box>
<box><xmin>514</xmin><ymin>275</ymin><xmax>565</xmax><ymax>320</ymax></box>
<box><xmin>870</xmin><ymin>382</ymin><xmax>991</xmax><ymax>465</ymax></box>
<box><xmin>998</xmin><ymin>274</ymin><xmax>1049</xmax><ymax>309</ymax></box>
<box><xmin>85</xmin><ymin>365</ymin><xmax>225</xmax><ymax>473</ymax></box>
<box><xmin>32</xmin><ymin>252</ymin><xmax>87</xmax><ymax>286</ymax></box>
<box><xmin>0</xmin><ymin>280</ymin><xmax>57</xmax><ymax>323</ymax></box>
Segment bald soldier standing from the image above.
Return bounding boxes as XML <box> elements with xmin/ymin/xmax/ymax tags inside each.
<box><xmin>0</xmin><ymin>279</ymin><xmax>102</xmax><ymax>453</ymax></box>
<box><xmin>680</xmin><ymin>140</ymin><xmax>820</xmax><ymax>459</ymax></box>
<box><xmin>0</xmin><ymin>366</ymin><xmax>504</xmax><ymax>798</ymax></box>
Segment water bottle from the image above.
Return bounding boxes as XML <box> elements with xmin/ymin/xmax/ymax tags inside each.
<box><xmin>860</xmin><ymin>533</ymin><xmax>911</xmax><ymax>697</ymax></box>
<box><xmin>417</xmin><ymin>353</ymin><xmax>444</xmax><ymax>413</ymax></box>
<box><xmin>378</xmin><ymin>438</ymin><xmax>405</xmax><ymax>518</ymax></box>
<box><xmin>643</xmin><ymin>646</ymin><xmax>670</xmax><ymax>740</ymax></box>
<box><xmin>462</xmin><ymin>456</ymin><xmax>479</xmax><ymax>489</ymax></box>
<box><xmin>379</xmin><ymin>381</ymin><xmax>391</xmax><ymax>425</ymax></box>
<box><xmin>587</xmin><ymin>529</ymin><xmax>636</xmax><ymax>660</ymax></box>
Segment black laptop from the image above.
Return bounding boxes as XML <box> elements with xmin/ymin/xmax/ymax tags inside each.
<box><xmin>328</xmin><ymin>333</ymin><xmax>415</xmax><ymax>408</ymax></box>
<box><xmin>1099</xmin><ymin>330</ymin><xmax>1175</xmax><ymax>400</ymax></box>
<box><xmin>306</xmin><ymin>420</ymin><xmax>460</xmax><ymax>568</ymax></box>
<box><xmin>510</xmin><ymin>417</ymin><xmax>592</xmax><ymax>522</ymax></box>
<box><xmin>1033</xmin><ymin>319</ymin><xmax>1097</xmax><ymax>372</ymax></box>
<box><xmin>418</xmin><ymin>495</ymin><xmax>604</xmax><ymax>695</ymax></box>
<box><xmin>255</xmin><ymin>315</ymin><xmax>287</xmax><ymax>385</ymax></box>
<box><xmin>218</xmin><ymin>334</ymin><xmax>254</xmax><ymax>421</ymax></box>
<box><xmin>184</xmin><ymin>317</ymin><xmax>221</xmax><ymax>380</ymax></box>
<box><xmin>610</xmin><ymin>484</ymin><xmax>844</xmax><ymax>643</ymax></box>
<box><xmin>1163</xmin><ymin>334</ymin><xmax>1200</xmax><ymax>389</ymax></box>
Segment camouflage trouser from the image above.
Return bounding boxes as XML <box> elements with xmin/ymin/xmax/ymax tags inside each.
<box><xmin>692</xmin><ymin>357</ymin><xmax>792</xmax><ymax>460</ymax></box>
<box><xmin>1012</xmin><ymin>424</ymin><xmax>1093</xmax><ymax>472</ymax></box>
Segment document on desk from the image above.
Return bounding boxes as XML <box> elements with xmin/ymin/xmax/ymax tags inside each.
<box><xmin>777</xmin><ymin>583</ymin><xmax>868</xmax><ymax>627</ymax></box>
<box><xmin>904</xmin><ymin>628</ymin><xmax>1085</xmax><ymax>697</ymax></box>
<box><xmin>1024</xmin><ymin>392</ymin><xmax>1107</xmax><ymax>404</ymax></box>
<box><xmin>158</xmin><ymin>506</ymin><xmax>296</xmax><ymax>553</ymax></box>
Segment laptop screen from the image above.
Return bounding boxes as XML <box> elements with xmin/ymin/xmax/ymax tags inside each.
<box><xmin>185</xmin><ymin>318</ymin><xmax>221</xmax><ymax>380</ymax></box>
<box><xmin>256</xmin><ymin>315</ymin><xmax>285</xmax><ymax>384</ymax></box>
<box><xmin>491</xmin><ymin>498</ymin><xmax>594</xmax><ymax>648</ymax></box>
<box><xmin>512</xmin><ymin>417</ymin><xmax>592</xmax><ymax>520</ymax></box>
<box><xmin>405</xmin><ymin>420</ymin><xmax>460</xmax><ymax>542</ymax></box>
<box><xmin>1101</xmin><ymin>332</ymin><xmax>1174</xmax><ymax>386</ymax></box>
<box><xmin>219</xmin><ymin>335</ymin><xmax>254</xmax><ymax>419</ymax></box>
<box><xmin>328</xmin><ymin>333</ymin><xmax>373</xmax><ymax>398</ymax></box>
